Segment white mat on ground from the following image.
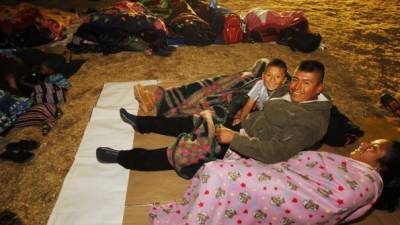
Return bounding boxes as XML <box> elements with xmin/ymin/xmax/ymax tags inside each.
<box><xmin>47</xmin><ymin>81</ymin><xmax>158</xmax><ymax>225</ymax></box>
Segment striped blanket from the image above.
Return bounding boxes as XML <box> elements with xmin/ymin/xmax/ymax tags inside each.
<box><xmin>14</xmin><ymin>104</ymin><xmax>61</xmax><ymax>135</ymax></box>
<box><xmin>156</xmin><ymin>58</ymin><xmax>269</xmax><ymax>118</ymax></box>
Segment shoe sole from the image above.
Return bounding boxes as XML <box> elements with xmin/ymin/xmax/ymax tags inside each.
<box><xmin>134</xmin><ymin>85</ymin><xmax>155</xmax><ymax>113</ymax></box>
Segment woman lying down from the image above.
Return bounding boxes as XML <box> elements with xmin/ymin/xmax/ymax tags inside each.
<box><xmin>149</xmin><ymin>139</ymin><xmax>400</xmax><ymax>225</ymax></box>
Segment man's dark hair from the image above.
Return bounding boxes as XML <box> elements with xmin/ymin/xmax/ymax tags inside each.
<box><xmin>297</xmin><ymin>60</ymin><xmax>325</xmax><ymax>83</ymax></box>
<box><xmin>267</xmin><ymin>58</ymin><xmax>287</xmax><ymax>71</ymax></box>
<box><xmin>374</xmin><ymin>140</ymin><xmax>400</xmax><ymax>212</ymax></box>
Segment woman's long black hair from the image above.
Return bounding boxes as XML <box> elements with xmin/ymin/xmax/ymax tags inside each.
<box><xmin>374</xmin><ymin>140</ymin><xmax>400</xmax><ymax>212</ymax></box>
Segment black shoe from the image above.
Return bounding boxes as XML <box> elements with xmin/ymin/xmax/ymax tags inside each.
<box><xmin>0</xmin><ymin>149</ymin><xmax>34</xmax><ymax>163</ymax></box>
<box><xmin>6</xmin><ymin>140</ymin><xmax>39</xmax><ymax>152</ymax></box>
<box><xmin>0</xmin><ymin>210</ymin><xmax>23</xmax><ymax>225</ymax></box>
<box><xmin>120</xmin><ymin>108</ymin><xmax>141</xmax><ymax>133</ymax></box>
<box><xmin>96</xmin><ymin>147</ymin><xmax>119</xmax><ymax>163</ymax></box>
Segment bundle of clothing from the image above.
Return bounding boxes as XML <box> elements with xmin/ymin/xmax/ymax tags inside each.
<box><xmin>0</xmin><ymin>90</ymin><xmax>62</xmax><ymax>135</ymax></box>
<box><xmin>244</xmin><ymin>8</ymin><xmax>322</xmax><ymax>53</ymax></box>
<box><xmin>0</xmin><ymin>49</ymin><xmax>83</xmax><ymax>135</ymax></box>
<box><xmin>68</xmin><ymin>1</ymin><xmax>174</xmax><ymax>56</ymax></box>
<box><xmin>0</xmin><ymin>2</ymin><xmax>79</xmax><ymax>48</ymax></box>
<box><xmin>139</xmin><ymin>0</ymin><xmax>241</xmax><ymax>45</ymax></box>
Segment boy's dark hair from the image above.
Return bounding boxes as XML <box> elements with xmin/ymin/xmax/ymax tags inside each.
<box><xmin>375</xmin><ymin>140</ymin><xmax>400</xmax><ymax>212</ymax></box>
<box><xmin>267</xmin><ymin>58</ymin><xmax>287</xmax><ymax>71</ymax></box>
<box><xmin>296</xmin><ymin>60</ymin><xmax>325</xmax><ymax>83</ymax></box>
<box><xmin>267</xmin><ymin>58</ymin><xmax>291</xmax><ymax>80</ymax></box>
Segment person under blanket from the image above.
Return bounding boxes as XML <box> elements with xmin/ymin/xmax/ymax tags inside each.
<box><xmin>97</xmin><ymin>60</ymin><xmax>332</xmax><ymax>178</ymax></box>
<box><xmin>0</xmin><ymin>49</ymin><xmax>79</xmax><ymax>96</ymax></box>
<box><xmin>149</xmin><ymin>139</ymin><xmax>400</xmax><ymax>225</ymax></box>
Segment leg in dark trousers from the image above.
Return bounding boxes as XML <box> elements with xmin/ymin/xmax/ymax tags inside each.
<box><xmin>117</xmin><ymin>147</ymin><xmax>173</xmax><ymax>171</ymax></box>
<box><xmin>137</xmin><ymin>116</ymin><xmax>195</xmax><ymax>136</ymax></box>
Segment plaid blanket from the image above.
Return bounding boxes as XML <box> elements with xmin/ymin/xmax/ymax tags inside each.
<box><xmin>156</xmin><ymin>58</ymin><xmax>269</xmax><ymax>118</ymax></box>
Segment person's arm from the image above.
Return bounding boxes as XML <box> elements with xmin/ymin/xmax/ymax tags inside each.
<box><xmin>233</xmin><ymin>80</ymin><xmax>261</xmax><ymax>125</ymax></box>
<box><xmin>228</xmin><ymin>125</ymin><xmax>319</xmax><ymax>164</ymax></box>
<box><xmin>234</xmin><ymin>98</ymin><xmax>255</xmax><ymax>125</ymax></box>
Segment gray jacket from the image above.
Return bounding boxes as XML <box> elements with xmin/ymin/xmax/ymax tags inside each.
<box><xmin>230</xmin><ymin>85</ymin><xmax>332</xmax><ymax>163</ymax></box>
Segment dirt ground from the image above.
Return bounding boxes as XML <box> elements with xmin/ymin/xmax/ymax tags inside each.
<box><xmin>0</xmin><ymin>1</ymin><xmax>399</xmax><ymax>225</ymax></box>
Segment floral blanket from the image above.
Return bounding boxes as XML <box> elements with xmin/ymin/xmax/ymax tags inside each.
<box><xmin>149</xmin><ymin>151</ymin><xmax>382</xmax><ymax>225</ymax></box>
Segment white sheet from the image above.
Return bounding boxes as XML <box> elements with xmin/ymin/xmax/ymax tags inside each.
<box><xmin>47</xmin><ymin>81</ymin><xmax>158</xmax><ymax>225</ymax></box>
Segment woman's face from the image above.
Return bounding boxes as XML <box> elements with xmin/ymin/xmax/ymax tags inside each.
<box><xmin>263</xmin><ymin>66</ymin><xmax>287</xmax><ymax>92</ymax></box>
<box><xmin>350</xmin><ymin>139</ymin><xmax>391</xmax><ymax>169</ymax></box>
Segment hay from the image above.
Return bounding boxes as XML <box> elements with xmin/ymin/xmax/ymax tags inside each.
<box><xmin>0</xmin><ymin>0</ymin><xmax>399</xmax><ymax>224</ymax></box>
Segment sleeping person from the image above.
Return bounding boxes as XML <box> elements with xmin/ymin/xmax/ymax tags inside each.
<box><xmin>149</xmin><ymin>139</ymin><xmax>400</xmax><ymax>225</ymax></box>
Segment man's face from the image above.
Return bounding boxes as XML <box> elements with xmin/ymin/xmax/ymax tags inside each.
<box><xmin>289</xmin><ymin>70</ymin><xmax>324</xmax><ymax>103</ymax></box>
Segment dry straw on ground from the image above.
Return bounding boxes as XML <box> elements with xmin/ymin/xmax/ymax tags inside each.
<box><xmin>0</xmin><ymin>1</ymin><xmax>399</xmax><ymax>224</ymax></box>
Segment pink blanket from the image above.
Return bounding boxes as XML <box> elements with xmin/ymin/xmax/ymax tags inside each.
<box><xmin>149</xmin><ymin>151</ymin><xmax>382</xmax><ymax>225</ymax></box>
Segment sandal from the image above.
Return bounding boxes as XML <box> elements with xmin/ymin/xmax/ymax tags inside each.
<box><xmin>0</xmin><ymin>210</ymin><xmax>23</xmax><ymax>225</ymax></box>
<box><xmin>380</xmin><ymin>93</ymin><xmax>400</xmax><ymax>117</ymax></box>
<box><xmin>0</xmin><ymin>149</ymin><xmax>34</xmax><ymax>163</ymax></box>
<box><xmin>6</xmin><ymin>140</ymin><xmax>39</xmax><ymax>152</ymax></box>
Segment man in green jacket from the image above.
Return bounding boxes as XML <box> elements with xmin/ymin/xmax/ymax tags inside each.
<box><xmin>97</xmin><ymin>60</ymin><xmax>332</xmax><ymax>174</ymax></box>
<box><xmin>216</xmin><ymin>60</ymin><xmax>332</xmax><ymax>164</ymax></box>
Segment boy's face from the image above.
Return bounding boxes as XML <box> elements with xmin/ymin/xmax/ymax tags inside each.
<box><xmin>263</xmin><ymin>66</ymin><xmax>287</xmax><ymax>92</ymax></box>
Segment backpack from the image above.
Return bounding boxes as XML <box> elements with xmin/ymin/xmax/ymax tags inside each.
<box><xmin>222</xmin><ymin>13</ymin><xmax>243</xmax><ymax>44</ymax></box>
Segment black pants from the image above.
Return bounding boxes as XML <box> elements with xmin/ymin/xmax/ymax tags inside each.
<box><xmin>135</xmin><ymin>115</ymin><xmax>195</xmax><ymax>136</ymax></box>
<box><xmin>117</xmin><ymin>115</ymin><xmax>239</xmax><ymax>171</ymax></box>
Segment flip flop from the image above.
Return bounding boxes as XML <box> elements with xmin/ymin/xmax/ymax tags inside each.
<box><xmin>380</xmin><ymin>93</ymin><xmax>400</xmax><ymax>118</ymax></box>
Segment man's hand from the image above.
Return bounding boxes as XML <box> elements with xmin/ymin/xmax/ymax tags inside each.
<box><xmin>240</xmin><ymin>71</ymin><xmax>253</xmax><ymax>78</ymax></box>
<box><xmin>215</xmin><ymin>125</ymin><xmax>237</xmax><ymax>144</ymax></box>
<box><xmin>232</xmin><ymin>118</ymin><xmax>241</xmax><ymax>126</ymax></box>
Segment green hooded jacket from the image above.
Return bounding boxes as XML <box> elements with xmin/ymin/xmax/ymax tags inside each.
<box><xmin>230</xmin><ymin>85</ymin><xmax>332</xmax><ymax>164</ymax></box>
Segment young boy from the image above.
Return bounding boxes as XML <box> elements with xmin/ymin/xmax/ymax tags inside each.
<box><xmin>233</xmin><ymin>58</ymin><xmax>288</xmax><ymax>125</ymax></box>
